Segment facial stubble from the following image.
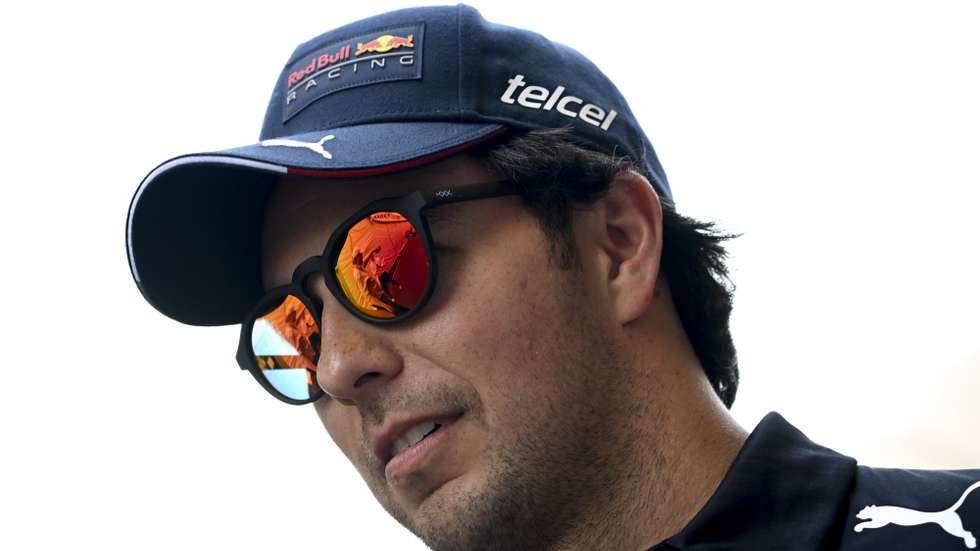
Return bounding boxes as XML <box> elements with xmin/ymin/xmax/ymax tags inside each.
<box><xmin>389</xmin><ymin>288</ymin><xmax>656</xmax><ymax>551</ymax></box>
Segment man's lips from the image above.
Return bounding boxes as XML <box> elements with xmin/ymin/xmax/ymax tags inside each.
<box><xmin>373</xmin><ymin>411</ymin><xmax>464</xmax><ymax>466</ymax></box>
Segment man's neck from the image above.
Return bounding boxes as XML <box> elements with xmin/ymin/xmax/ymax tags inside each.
<box><xmin>552</xmin><ymin>375</ymin><xmax>748</xmax><ymax>551</ymax></box>
<box><xmin>641</xmin><ymin>393</ymin><xmax>748</xmax><ymax>548</ymax></box>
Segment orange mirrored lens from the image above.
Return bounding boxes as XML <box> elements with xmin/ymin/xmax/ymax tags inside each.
<box><xmin>335</xmin><ymin>211</ymin><xmax>428</xmax><ymax>319</ymax></box>
<box><xmin>251</xmin><ymin>295</ymin><xmax>320</xmax><ymax>401</ymax></box>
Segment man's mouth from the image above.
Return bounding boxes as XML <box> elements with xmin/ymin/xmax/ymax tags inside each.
<box><xmin>375</xmin><ymin>412</ymin><xmax>463</xmax><ymax>477</ymax></box>
<box><xmin>389</xmin><ymin>420</ymin><xmax>444</xmax><ymax>458</ymax></box>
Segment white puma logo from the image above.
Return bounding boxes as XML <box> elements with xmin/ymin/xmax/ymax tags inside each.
<box><xmin>260</xmin><ymin>134</ymin><xmax>335</xmax><ymax>159</ymax></box>
<box><xmin>854</xmin><ymin>480</ymin><xmax>980</xmax><ymax>548</ymax></box>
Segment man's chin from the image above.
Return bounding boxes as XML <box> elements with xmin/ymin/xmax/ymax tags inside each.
<box><xmin>386</xmin><ymin>470</ymin><xmax>495</xmax><ymax>550</ymax></box>
<box><xmin>393</xmin><ymin>469</ymin><xmax>476</xmax><ymax>524</ymax></box>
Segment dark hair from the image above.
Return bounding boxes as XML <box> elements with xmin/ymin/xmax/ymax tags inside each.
<box><xmin>476</xmin><ymin>128</ymin><xmax>740</xmax><ymax>408</ymax></box>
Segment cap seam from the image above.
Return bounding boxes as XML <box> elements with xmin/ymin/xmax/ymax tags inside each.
<box><xmin>324</xmin><ymin>124</ymin><xmax>497</xmax><ymax>165</ymax></box>
<box><xmin>289</xmin><ymin>126</ymin><xmax>507</xmax><ymax>179</ymax></box>
<box><xmin>271</xmin><ymin>124</ymin><xmax>501</xmax><ymax>167</ymax></box>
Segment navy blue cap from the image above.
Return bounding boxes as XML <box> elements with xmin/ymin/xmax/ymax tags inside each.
<box><xmin>126</xmin><ymin>4</ymin><xmax>671</xmax><ymax>326</ymax></box>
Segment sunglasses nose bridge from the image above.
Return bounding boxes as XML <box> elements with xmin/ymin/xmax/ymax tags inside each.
<box><xmin>297</xmin><ymin>264</ymin><xmax>330</xmax><ymax>308</ymax></box>
<box><xmin>312</xmin><ymin>294</ymin><xmax>406</xmax><ymax>404</ymax></box>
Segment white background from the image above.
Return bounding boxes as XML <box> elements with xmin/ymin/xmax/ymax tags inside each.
<box><xmin>1</xmin><ymin>1</ymin><xmax>978</xmax><ymax>549</ymax></box>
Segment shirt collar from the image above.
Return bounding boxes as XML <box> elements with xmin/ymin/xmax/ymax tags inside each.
<box><xmin>650</xmin><ymin>412</ymin><xmax>857</xmax><ymax>551</ymax></box>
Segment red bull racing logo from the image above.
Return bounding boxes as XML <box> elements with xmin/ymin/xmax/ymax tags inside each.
<box><xmin>355</xmin><ymin>34</ymin><xmax>414</xmax><ymax>56</ymax></box>
<box><xmin>280</xmin><ymin>24</ymin><xmax>424</xmax><ymax>122</ymax></box>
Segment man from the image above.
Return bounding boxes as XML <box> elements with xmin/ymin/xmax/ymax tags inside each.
<box><xmin>126</xmin><ymin>5</ymin><xmax>979</xmax><ymax>550</ymax></box>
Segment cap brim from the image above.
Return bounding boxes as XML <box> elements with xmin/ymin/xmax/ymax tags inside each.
<box><xmin>127</xmin><ymin>121</ymin><xmax>506</xmax><ymax>326</ymax></box>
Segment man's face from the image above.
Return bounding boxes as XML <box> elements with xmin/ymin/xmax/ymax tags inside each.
<box><xmin>261</xmin><ymin>155</ymin><xmax>642</xmax><ymax>550</ymax></box>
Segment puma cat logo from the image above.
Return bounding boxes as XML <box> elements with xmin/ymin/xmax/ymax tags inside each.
<box><xmin>854</xmin><ymin>480</ymin><xmax>980</xmax><ymax>548</ymax></box>
<box><xmin>260</xmin><ymin>134</ymin><xmax>335</xmax><ymax>159</ymax></box>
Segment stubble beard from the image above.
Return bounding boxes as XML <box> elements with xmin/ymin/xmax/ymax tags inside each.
<box><xmin>394</xmin><ymin>303</ymin><xmax>654</xmax><ymax>550</ymax></box>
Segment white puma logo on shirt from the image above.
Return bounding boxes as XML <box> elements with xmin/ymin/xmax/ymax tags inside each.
<box><xmin>854</xmin><ymin>480</ymin><xmax>980</xmax><ymax>548</ymax></box>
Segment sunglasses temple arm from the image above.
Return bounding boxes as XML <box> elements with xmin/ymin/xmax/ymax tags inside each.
<box><xmin>421</xmin><ymin>180</ymin><xmax>520</xmax><ymax>207</ymax></box>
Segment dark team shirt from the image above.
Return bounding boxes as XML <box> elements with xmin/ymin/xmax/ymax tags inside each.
<box><xmin>647</xmin><ymin>412</ymin><xmax>980</xmax><ymax>550</ymax></box>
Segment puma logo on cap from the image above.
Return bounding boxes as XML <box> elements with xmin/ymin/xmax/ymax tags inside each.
<box><xmin>260</xmin><ymin>134</ymin><xmax>336</xmax><ymax>160</ymax></box>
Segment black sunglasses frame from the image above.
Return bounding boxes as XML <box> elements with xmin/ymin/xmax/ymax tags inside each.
<box><xmin>236</xmin><ymin>179</ymin><xmax>521</xmax><ymax>404</ymax></box>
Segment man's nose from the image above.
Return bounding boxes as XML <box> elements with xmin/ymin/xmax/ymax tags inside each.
<box><xmin>310</xmin><ymin>279</ymin><xmax>403</xmax><ymax>405</ymax></box>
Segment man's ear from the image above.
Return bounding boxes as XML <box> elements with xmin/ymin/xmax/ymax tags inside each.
<box><xmin>593</xmin><ymin>170</ymin><xmax>663</xmax><ymax>325</ymax></box>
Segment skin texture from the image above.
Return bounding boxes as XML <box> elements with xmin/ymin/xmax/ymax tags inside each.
<box><xmin>261</xmin><ymin>154</ymin><xmax>748</xmax><ymax>551</ymax></box>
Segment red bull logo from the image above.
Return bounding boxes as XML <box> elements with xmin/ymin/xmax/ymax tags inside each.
<box><xmin>281</xmin><ymin>24</ymin><xmax>424</xmax><ymax>122</ymax></box>
<box><xmin>287</xmin><ymin>44</ymin><xmax>352</xmax><ymax>88</ymax></box>
<box><xmin>355</xmin><ymin>34</ymin><xmax>414</xmax><ymax>56</ymax></box>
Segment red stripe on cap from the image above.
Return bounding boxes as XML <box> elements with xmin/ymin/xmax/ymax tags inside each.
<box><xmin>286</xmin><ymin>127</ymin><xmax>508</xmax><ymax>179</ymax></box>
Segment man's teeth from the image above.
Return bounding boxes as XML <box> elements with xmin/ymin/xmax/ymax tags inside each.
<box><xmin>390</xmin><ymin>421</ymin><xmax>440</xmax><ymax>457</ymax></box>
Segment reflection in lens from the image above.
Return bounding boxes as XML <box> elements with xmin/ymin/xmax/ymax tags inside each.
<box><xmin>251</xmin><ymin>295</ymin><xmax>320</xmax><ymax>400</ymax></box>
<box><xmin>335</xmin><ymin>211</ymin><xmax>428</xmax><ymax>319</ymax></box>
